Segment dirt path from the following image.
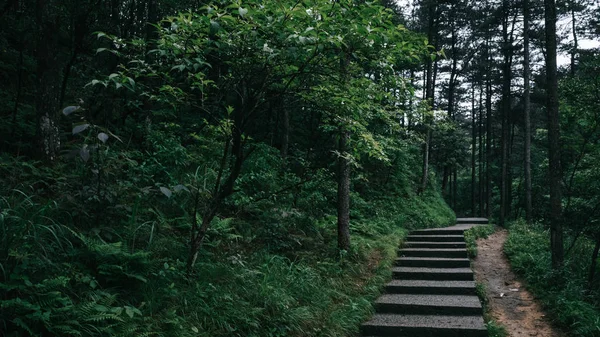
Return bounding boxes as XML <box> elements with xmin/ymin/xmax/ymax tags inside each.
<box><xmin>472</xmin><ymin>229</ymin><xmax>565</xmax><ymax>337</ymax></box>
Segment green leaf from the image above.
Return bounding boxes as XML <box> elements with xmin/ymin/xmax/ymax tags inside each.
<box><xmin>97</xmin><ymin>132</ymin><xmax>109</xmax><ymax>143</ymax></box>
<box><xmin>63</xmin><ymin>106</ymin><xmax>80</xmax><ymax>116</ymax></box>
<box><xmin>72</xmin><ymin>124</ymin><xmax>90</xmax><ymax>135</ymax></box>
<box><xmin>173</xmin><ymin>184</ymin><xmax>189</xmax><ymax>193</ymax></box>
<box><xmin>160</xmin><ymin>187</ymin><xmax>172</xmax><ymax>198</ymax></box>
<box><xmin>90</xmin><ymin>79</ymin><xmax>105</xmax><ymax>87</ymax></box>
<box><xmin>80</xmin><ymin>145</ymin><xmax>90</xmax><ymax>162</ymax></box>
<box><xmin>239</xmin><ymin>7</ymin><xmax>248</xmax><ymax>17</ymax></box>
<box><xmin>125</xmin><ymin>306</ymin><xmax>134</xmax><ymax>318</ymax></box>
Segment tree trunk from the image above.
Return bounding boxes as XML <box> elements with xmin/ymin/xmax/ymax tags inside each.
<box><xmin>407</xmin><ymin>69</ymin><xmax>415</xmax><ymax>128</ymax></box>
<box><xmin>500</xmin><ymin>2</ymin><xmax>516</xmax><ymax>226</ymax></box>
<box><xmin>447</xmin><ymin>9</ymin><xmax>458</xmax><ymax>120</ymax></box>
<box><xmin>452</xmin><ymin>168</ymin><xmax>458</xmax><ymax>210</ymax></box>
<box><xmin>472</xmin><ymin>86</ymin><xmax>477</xmax><ymax>216</ymax></box>
<box><xmin>36</xmin><ymin>0</ymin><xmax>61</xmax><ymax>161</ymax></box>
<box><xmin>11</xmin><ymin>39</ymin><xmax>24</xmax><ymax>138</ymax></box>
<box><xmin>485</xmin><ymin>30</ymin><xmax>493</xmax><ymax>218</ymax></box>
<box><xmin>524</xmin><ymin>0</ymin><xmax>533</xmax><ymax>223</ymax></box>
<box><xmin>479</xmin><ymin>86</ymin><xmax>484</xmax><ymax>217</ymax></box>
<box><xmin>337</xmin><ymin>128</ymin><xmax>351</xmax><ymax>251</ymax></box>
<box><xmin>499</xmin><ymin>9</ymin><xmax>509</xmax><ymax>227</ymax></box>
<box><xmin>187</xmin><ymin>93</ymin><xmax>249</xmax><ymax>272</ymax></box>
<box><xmin>420</xmin><ymin>2</ymin><xmax>437</xmax><ymax>194</ymax></box>
<box><xmin>545</xmin><ymin>0</ymin><xmax>564</xmax><ymax>269</ymax></box>
<box><xmin>280</xmin><ymin>102</ymin><xmax>289</xmax><ymax>161</ymax></box>
<box><xmin>442</xmin><ymin>165</ymin><xmax>449</xmax><ymax>192</ymax></box>
<box><xmin>570</xmin><ymin>0</ymin><xmax>578</xmax><ymax>76</ymax></box>
<box><xmin>588</xmin><ymin>237</ymin><xmax>600</xmax><ymax>289</ymax></box>
<box><xmin>507</xmin><ymin>123</ymin><xmax>515</xmax><ymax>218</ymax></box>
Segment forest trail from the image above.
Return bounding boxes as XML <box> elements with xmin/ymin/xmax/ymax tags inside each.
<box><xmin>361</xmin><ymin>218</ymin><xmax>488</xmax><ymax>337</ymax></box>
<box><xmin>473</xmin><ymin>230</ymin><xmax>566</xmax><ymax>337</ymax></box>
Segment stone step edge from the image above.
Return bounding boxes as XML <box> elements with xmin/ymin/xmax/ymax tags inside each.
<box><xmin>362</xmin><ymin>314</ymin><xmax>487</xmax><ymax>337</ymax></box>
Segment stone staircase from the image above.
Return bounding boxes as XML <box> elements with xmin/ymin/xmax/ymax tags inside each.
<box><xmin>361</xmin><ymin>218</ymin><xmax>489</xmax><ymax>337</ymax></box>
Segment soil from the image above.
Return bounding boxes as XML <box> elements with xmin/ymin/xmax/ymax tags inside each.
<box><xmin>472</xmin><ymin>229</ymin><xmax>566</xmax><ymax>337</ymax></box>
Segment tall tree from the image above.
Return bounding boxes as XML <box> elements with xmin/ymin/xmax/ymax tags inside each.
<box><xmin>523</xmin><ymin>0</ymin><xmax>533</xmax><ymax>223</ymax></box>
<box><xmin>420</xmin><ymin>0</ymin><xmax>438</xmax><ymax>193</ymax></box>
<box><xmin>471</xmin><ymin>85</ymin><xmax>477</xmax><ymax>216</ymax></box>
<box><xmin>337</xmin><ymin>128</ymin><xmax>351</xmax><ymax>251</ymax></box>
<box><xmin>544</xmin><ymin>0</ymin><xmax>564</xmax><ymax>268</ymax></box>
<box><xmin>499</xmin><ymin>0</ymin><xmax>516</xmax><ymax>226</ymax></box>
<box><xmin>484</xmin><ymin>10</ymin><xmax>493</xmax><ymax>218</ymax></box>
<box><xmin>36</xmin><ymin>0</ymin><xmax>62</xmax><ymax>161</ymax></box>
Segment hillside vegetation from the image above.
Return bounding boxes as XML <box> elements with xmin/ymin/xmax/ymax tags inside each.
<box><xmin>0</xmin><ymin>1</ymin><xmax>455</xmax><ymax>336</ymax></box>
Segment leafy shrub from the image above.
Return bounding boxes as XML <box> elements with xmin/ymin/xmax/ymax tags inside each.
<box><xmin>505</xmin><ymin>220</ymin><xmax>600</xmax><ymax>337</ymax></box>
<box><xmin>464</xmin><ymin>224</ymin><xmax>495</xmax><ymax>258</ymax></box>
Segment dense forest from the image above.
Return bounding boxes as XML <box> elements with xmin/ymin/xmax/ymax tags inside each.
<box><xmin>0</xmin><ymin>0</ymin><xmax>599</xmax><ymax>336</ymax></box>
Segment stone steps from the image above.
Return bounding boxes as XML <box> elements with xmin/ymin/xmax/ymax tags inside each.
<box><xmin>456</xmin><ymin>217</ymin><xmax>489</xmax><ymax>225</ymax></box>
<box><xmin>395</xmin><ymin>257</ymin><xmax>471</xmax><ymax>268</ymax></box>
<box><xmin>385</xmin><ymin>280</ymin><xmax>476</xmax><ymax>295</ymax></box>
<box><xmin>362</xmin><ymin>314</ymin><xmax>487</xmax><ymax>337</ymax></box>
<box><xmin>399</xmin><ymin>248</ymin><xmax>468</xmax><ymax>258</ymax></box>
<box><xmin>411</xmin><ymin>229</ymin><xmax>466</xmax><ymax>235</ymax></box>
<box><xmin>392</xmin><ymin>267</ymin><xmax>474</xmax><ymax>280</ymax></box>
<box><xmin>361</xmin><ymin>218</ymin><xmax>489</xmax><ymax>337</ymax></box>
<box><xmin>406</xmin><ymin>234</ymin><xmax>465</xmax><ymax>242</ymax></box>
<box><xmin>375</xmin><ymin>294</ymin><xmax>483</xmax><ymax>315</ymax></box>
<box><xmin>405</xmin><ymin>241</ymin><xmax>467</xmax><ymax>248</ymax></box>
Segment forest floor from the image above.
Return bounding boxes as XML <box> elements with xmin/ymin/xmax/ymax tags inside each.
<box><xmin>473</xmin><ymin>229</ymin><xmax>566</xmax><ymax>337</ymax></box>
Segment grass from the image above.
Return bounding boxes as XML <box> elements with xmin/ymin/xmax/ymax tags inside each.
<box><xmin>505</xmin><ymin>220</ymin><xmax>600</xmax><ymax>337</ymax></box>
<box><xmin>0</xmin><ymin>139</ymin><xmax>457</xmax><ymax>336</ymax></box>
<box><xmin>464</xmin><ymin>224</ymin><xmax>495</xmax><ymax>258</ymax></box>
<box><xmin>0</xmin><ymin>180</ymin><xmax>455</xmax><ymax>337</ymax></box>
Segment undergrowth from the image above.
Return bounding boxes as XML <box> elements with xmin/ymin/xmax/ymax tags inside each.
<box><xmin>464</xmin><ymin>224</ymin><xmax>495</xmax><ymax>258</ymax></box>
<box><xmin>505</xmin><ymin>220</ymin><xmax>600</xmax><ymax>337</ymax></box>
<box><xmin>0</xmin><ymin>151</ymin><xmax>454</xmax><ymax>336</ymax></box>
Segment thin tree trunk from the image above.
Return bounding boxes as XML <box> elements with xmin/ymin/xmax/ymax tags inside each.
<box><xmin>588</xmin><ymin>237</ymin><xmax>600</xmax><ymax>289</ymax></box>
<box><xmin>472</xmin><ymin>85</ymin><xmax>477</xmax><ymax>216</ymax></box>
<box><xmin>500</xmin><ymin>3</ymin><xmax>517</xmax><ymax>226</ymax></box>
<box><xmin>448</xmin><ymin>8</ymin><xmax>458</xmax><ymax>120</ymax></box>
<box><xmin>337</xmin><ymin>128</ymin><xmax>351</xmax><ymax>251</ymax></box>
<box><xmin>545</xmin><ymin>0</ymin><xmax>564</xmax><ymax>269</ymax></box>
<box><xmin>36</xmin><ymin>0</ymin><xmax>61</xmax><ymax>161</ymax></box>
<box><xmin>442</xmin><ymin>166</ymin><xmax>449</xmax><ymax>192</ymax></box>
<box><xmin>59</xmin><ymin>51</ymin><xmax>78</xmax><ymax>109</ymax></box>
<box><xmin>280</xmin><ymin>102</ymin><xmax>289</xmax><ymax>161</ymax></box>
<box><xmin>11</xmin><ymin>40</ymin><xmax>24</xmax><ymax>135</ymax></box>
<box><xmin>507</xmin><ymin>123</ymin><xmax>516</xmax><ymax>218</ymax></box>
<box><xmin>408</xmin><ymin>69</ymin><xmax>415</xmax><ymax>128</ymax></box>
<box><xmin>479</xmin><ymin>85</ymin><xmax>484</xmax><ymax>217</ymax></box>
<box><xmin>485</xmin><ymin>29</ymin><xmax>493</xmax><ymax>218</ymax></box>
<box><xmin>524</xmin><ymin>0</ymin><xmax>533</xmax><ymax>223</ymax></box>
<box><xmin>453</xmin><ymin>168</ymin><xmax>458</xmax><ymax>210</ymax></box>
<box><xmin>420</xmin><ymin>3</ymin><xmax>437</xmax><ymax>194</ymax></box>
<box><xmin>499</xmin><ymin>5</ymin><xmax>510</xmax><ymax>226</ymax></box>
<box><xmin>570</xmin><ymin>0</ymin><xmax>578</xmax><ymax>76</ymax></box>
<box><xmin>187</xmin><ymin>92</ymin><xmax>250</xmax><ymax>272</ymax></box>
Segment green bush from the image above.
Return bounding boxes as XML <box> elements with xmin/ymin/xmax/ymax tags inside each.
<box><xmin>0</xmin><ymin>146</ymin><xmax>454</xmax><ymax>336</ymax></box>
<box><xmin>505</xmin><ymin>220</ymin><xmax>600</xmax><ymax>337</ymax></box>
<box><xmin>464</xmin><ymin>225</ymin><xmax>494</xmax><ymax>258</ymax></box>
